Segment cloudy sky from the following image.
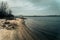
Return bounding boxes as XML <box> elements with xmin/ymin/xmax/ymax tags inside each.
<box><xmin>0</xmin><ymin>0</ymin><xmax>60</xmax><ymax>15</ymax></box>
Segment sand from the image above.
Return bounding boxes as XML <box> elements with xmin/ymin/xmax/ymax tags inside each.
<box><xmin>0</xmin><ymin>18</ymin><xmax>38</xmax><ymax>40</ymax></box>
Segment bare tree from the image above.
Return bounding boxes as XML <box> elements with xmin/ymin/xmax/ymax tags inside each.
<box><xmin>0</xmin><ymin>1</ymin><xmax>14</xmax><ymax>19</ymax></box>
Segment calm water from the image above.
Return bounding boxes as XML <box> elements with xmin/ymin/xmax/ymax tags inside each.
<box><xmin>25</xmin><ymin>17</ymin><xmax>60</xmax><ymax>40</ymax></box>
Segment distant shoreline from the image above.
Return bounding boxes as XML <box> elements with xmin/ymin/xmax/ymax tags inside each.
<box><xmin>24</xmin><ymin>16</ymin><xmax>60</xmax><ymax>17</ymax></box>
<box><xmin>15</xmin><ymin>15</ymin><xmax>60</xmax><ymax>18</ymax></box>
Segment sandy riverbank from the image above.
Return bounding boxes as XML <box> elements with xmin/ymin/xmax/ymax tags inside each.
<box><xmin>0</xmin><ymin>18</ymin><xmax>38</xmax><ymax>40</ymax></box>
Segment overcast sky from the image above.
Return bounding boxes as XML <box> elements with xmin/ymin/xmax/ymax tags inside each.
<box><xmin>0</xmin><ymin>0</ymin><xmax>60</xmax><ymax>15</ymax></box>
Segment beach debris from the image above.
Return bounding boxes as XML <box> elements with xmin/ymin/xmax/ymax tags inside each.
<box><xmin>0</xmin><ymin>20</ymin><xmax>18</xmax><ymax>30</ymax></box>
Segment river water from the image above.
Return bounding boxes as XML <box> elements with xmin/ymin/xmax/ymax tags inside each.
<box><xmin>25</xmin><ymin>17</ymin><xmax>60</xmax><ymax>40</ymax></box>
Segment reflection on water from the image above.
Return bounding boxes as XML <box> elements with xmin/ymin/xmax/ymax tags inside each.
<box><xmin>25</xmin><ymin>17</ymin><xmax>60</xmax><ymax>40</ymax></box>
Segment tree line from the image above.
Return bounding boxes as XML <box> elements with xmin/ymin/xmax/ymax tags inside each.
<box><xmin>0</xmin><ymin>1</ymin><xmax>14</xmax><ymax>19</ymax></box>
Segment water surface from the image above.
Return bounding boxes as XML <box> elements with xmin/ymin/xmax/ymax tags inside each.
<box><xmin>25</xmin><ymin>17</ymin><xmax>60</xmax><ymax>40</ymax></box>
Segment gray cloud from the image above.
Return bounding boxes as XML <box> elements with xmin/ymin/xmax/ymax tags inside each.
<box><xmin>0</xmin><ymin>0</ymin><xmax>60</xmax><ymax>15</ymax></box>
